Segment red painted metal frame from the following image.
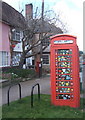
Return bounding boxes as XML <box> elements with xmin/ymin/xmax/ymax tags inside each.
<box><xmin>50</xmin><ymin>34</ymin><xmax>80</xmax><ymax>108</ymax></box>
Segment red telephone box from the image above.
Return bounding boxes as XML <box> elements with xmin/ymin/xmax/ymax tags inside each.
<box><xmin>50</xmin><ymin>34</ymin><xmax>80</xmax><ymax>108</ymax></box>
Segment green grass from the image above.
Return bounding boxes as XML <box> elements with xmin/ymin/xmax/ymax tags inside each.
<box><xmin>2</xmin><ymin>94</ymin><xmax>85</xmax><ymax>119</ymax></box>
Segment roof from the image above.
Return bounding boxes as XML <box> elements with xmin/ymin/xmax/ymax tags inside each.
<box><xmin>0</xmin><ymin>1</ymin><xmax>27</xmax><ymax>29</ymax></box>
<box><xmin>50</xmin><ymin>34</ymin><xmax>77</xmax><ymax>39</ymax></box>
<box><xmin>32</xmin><ymin>19</ymin><xmax>63</xmax><ymax>34</ymax></box>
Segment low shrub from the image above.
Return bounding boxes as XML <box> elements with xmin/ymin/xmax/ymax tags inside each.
<box><xmin>3</xmin><ymin>68</ymin><xmax>36</xmax><ymax>78</ymax></box>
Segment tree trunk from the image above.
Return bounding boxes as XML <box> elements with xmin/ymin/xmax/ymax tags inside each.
<box><xmin>19</xmin><ymin>53</ymin><xmax>26</xmax><ymax>69</ymax></box>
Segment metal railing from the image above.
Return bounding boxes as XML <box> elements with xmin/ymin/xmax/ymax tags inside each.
<box><xmin>7</xmin><ymin>83</ymin><xmax>21</xmax><ymax>106</ymax></box>
<box><xmin>31</xmin><ymin>83</ymin><xmax>40</xmax><ymax>108</ymax></box>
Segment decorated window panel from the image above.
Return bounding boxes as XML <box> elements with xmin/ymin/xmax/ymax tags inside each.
<box><xmin>57</xmin><ymin>55</ymin><xmax>72</xmax><ymax>61</ymax></box>
<box><xmin>56</xmin><ymin>75</ymin><xmax>72</xmax><ymax>80</ymax></box>
<box><xmin>55</xmin><ymin>49</ymin><xmax>72</xmax><ymax>55</ymax></box>
<box><xmin>56</xmin><ymin>87</ymin><xmax>74</xmax><ymax>93</ymax></box>
<box><xmin>55</xmin><ymin>49</ymin><xmax>73</xmax><ymax>100</ymax></box>
<box><xmin>56</xmin><ymin>94</ymin><xmax>74</xmax><ymax>100</ymax></box>
<box><xmin>56</xmin><ymin>81</ymin><xmax>73</xmax><ymax>86</ymax></box>
<box><xmin>57</xmin><ymin>62</ymin><xmax>71</xmax><ymax>67</ymax></box>
<box><xmin>56</xmin><ymin>68</ymin><xmax>72</xmax><ymax>74</ymax></box>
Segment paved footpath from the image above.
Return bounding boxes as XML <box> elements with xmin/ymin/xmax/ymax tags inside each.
<box><xmin>0</xmin><ymin>76</ymin><xmax>51</xmax><ymax>105</ymax></box>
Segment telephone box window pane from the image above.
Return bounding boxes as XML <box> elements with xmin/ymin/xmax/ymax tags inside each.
<box><xmin>56</xmin><ymin>87</ymin><xmax>73</xmax><ymax>93</ymax></box>
<box><xmin>56</xmin><ymin>81</ymin><xmax>73</xmax><ymax>86</ymax></box>
<box><xmin>56</xmin><ymin>94</ymin><xmax>74</xmax><ymax>100</ymax></box>
<box><xmin>58</xmin><ymin>62</ymin><xmax>71</xmax><ymax>67</ymax></box>
<box><xmin>57</xmin><ymin>68</ymin><xmax>72</xmax><ymax>74</ymax></box>
<box><xmin>56</xmin><ymin>75</ymin><xmax>72</xmax><ymax>80</ymax></box>
<box><xmin>57</xmin><ymin>56</ymin><xmax>72</xmax><ymax>61</ymax></box>
<box><xmin>57</xmin><ymin>49</ymin><xmax>72</xmax><ymax>55</ymax></box>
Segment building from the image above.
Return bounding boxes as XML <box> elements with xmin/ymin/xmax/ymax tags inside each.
<box><xmin>0</xmin><ymin>1</ymin><xmax>27</xmax><ymax>68</ymax></box>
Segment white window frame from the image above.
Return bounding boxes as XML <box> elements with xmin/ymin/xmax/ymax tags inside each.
<box><xmin>12</xmin><ymin>52</ymin><xmax>22</xmax><ymax>66</ymax></box>
<box><xmin>0</xmin><ymin>51</ymin><xmax>10</xmax><ymax>67</ymax></box>
<box><xmin>12</xmin><ymin>29</ymin><xmax>22</xmax><ymax>42</ymax></box>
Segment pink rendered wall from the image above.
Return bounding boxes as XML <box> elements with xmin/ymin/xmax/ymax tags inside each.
<box><xmin>0</xmin><ymin>22</ymin><xmax>10</xmax><ymax>52</ymax></box>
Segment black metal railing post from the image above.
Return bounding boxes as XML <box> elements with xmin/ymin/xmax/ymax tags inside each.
<box><xmin>31</xmin><ymin>83</ymin><xmax>40</xmax><ymax>108</ymax></box>
<box><xmin>18</xmin><ymin>83</ymin><xmax>21</xmax><ymax>99</ymax></box>
<box><xmin>7</xmin><ymin>83</ymin><xmax>21</xmax><ymax>106</ymax></box>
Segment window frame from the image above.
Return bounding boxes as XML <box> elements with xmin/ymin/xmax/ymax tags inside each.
<box><xmin>42</xmin><ymin>54</ymin><xmax>49</xmax><ymax>65</ymax></box>
<box><xmin>0</xmin><ymin>51</ymin><xmax>10</xmax><ymax>67</ymax></box>
<box><xmin>12</xmin><ymin>52</ymin><xmax>22</xmax><ymax>66</ymax></box>
<box><xmin>11</xmin><ymin>29</ymin><xmax>22</xmax><ymax>42</ymax></box>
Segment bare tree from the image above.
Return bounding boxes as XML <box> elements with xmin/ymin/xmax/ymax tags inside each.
<box><xmin>19</xmin><ymin>7</ymin><xmax>67</xmax><ymax>69</ymax></box>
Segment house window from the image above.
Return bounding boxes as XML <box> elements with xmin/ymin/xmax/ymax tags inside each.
<box><xmin>12</xmin><ymin>52</ymin><xmax>21</xmax><ymax>66</ymax></box>
<box><xmin>42</xmin><ymin>37</ymin><xmax>50</xmax><ymax>46</ymax></box>
<box><xmin>12</xmin><ymin>29</ymin><xmax>21</xmax><ymax>41</ymax></box>
<box><xmin>42</xmin><ymin>55</ymin><xmax>49</xmax><ymax>65</ymax></box>
<box><xmin>0</xmin><ymin>51</ymin><xmax>10</xmax><ymax>67</ymax></box>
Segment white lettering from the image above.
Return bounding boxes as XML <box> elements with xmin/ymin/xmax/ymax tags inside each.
<box><xmin>54</xmin><ymin>40</ymin><xmax>73</xmax><ymax>44</ymax></box>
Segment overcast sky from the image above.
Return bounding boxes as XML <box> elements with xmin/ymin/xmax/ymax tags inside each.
<box><xmin>3</xmin><ymin>0</ymin><xmax>84</xmax><ymax>51</ymax></box>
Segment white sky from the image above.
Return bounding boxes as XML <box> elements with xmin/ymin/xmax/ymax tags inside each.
<box><xmin>53</xmin><ymin>0</ymin><xmax>83</xmax><ymax>51</ymax></box>
<box><xmin>3</xmin><ymin>0</ymin><xmax>84</xmax><ymax>51</ymax></box>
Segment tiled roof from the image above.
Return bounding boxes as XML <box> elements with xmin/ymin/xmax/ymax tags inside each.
<box><xmin>31</xmin><ymin>19</ymin><xmax>63</xmax><ymax>34</ymax></box>
<box><xmin>0</xmin><ymin>1</ymin><xmax>27</xmax><ymax>29</ymax></box>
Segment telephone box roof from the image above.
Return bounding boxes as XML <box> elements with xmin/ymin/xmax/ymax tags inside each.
<box><xmin>50</xmin><ymin>34</ymin><xmax>77</xmax><ymax>39</ymax></box>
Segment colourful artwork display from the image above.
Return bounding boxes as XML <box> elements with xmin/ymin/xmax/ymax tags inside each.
<box><xmin>57</xmin><ymin>62</ymin><xmax>71</xmax><ymax>67</ymax></box>
<box><xmin>56</xmin><ymin>81</ymin><xmax>73</xmax><ymax>86</ymax></box>
<box><xmin>57</xmin><ymin>49</ymin><xmax>72</xmax><ymax>55</ymax></box>
<box><xmin>55</xmin><ymin>49</ymin><xmax>73</xmax><ymax>100</ymax></box>
<box><xmin>56</xmin><ymin>75</ymin><xmax>72</xmax><ymax>80</ymax></box>
<box><xmin>57</xmin><ymin>56</ymin><xmax>72</xmax><ymax>61</ymax></box>
<box><xmin>56</xmin><ymin>94</ymin><xmax>74</xmax><ymax>100</ymax></box>
<box><xmin>56</xmin><ymin>87</ymin><xmax>74</xmax><ymax>93</ymax></box>
<box><xmin>57</xmin><ymin>68</ymin><xmax>72</xmax><ymax>74</ymax></box>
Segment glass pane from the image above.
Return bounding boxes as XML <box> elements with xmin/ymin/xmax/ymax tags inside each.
<box><xmin>57</xmin><ymin>62</ymin><xmax>71</xmax><ymax>67</ymax></box>
<box><xmin>16</xmin><ymin>34</ymin><xmax>20</xmax><ymax>40</ymax></box>
<box><xmin>56</xmin><ymin>87</ymin><xmax>73</xmax><ymax>93</ymax></box>
<box><xmin>57</xmin><ymin>49</ymin><xmax>72</xmax><ymax>55</ymax></box>
<box><xmin>56</xmin><ymin>81</ymin><xmax>73</xmax><ymax>86</ymax></box>
<box><xmin>56</xmin><ymin>74</ymin><xmax>72</xmax><ymax>80</ymax></box>
<box><xmin>42</xmin><ymin>55</ymin><xmax>49</xmax><ymax>64</ymax></box>
<box><xmin>56</xmin><ymin>94</ymin><xmax>74</xmax><ymax>100</ymax></box>
<box><xmin>56</xmin><ymin>68</ymin><xmax>72</xmax><ymax>74</ymax></box>
<box><xmin>57</xmin><ymin>55</ymin><xmax>72</xmax><ymax>61</ymax></box>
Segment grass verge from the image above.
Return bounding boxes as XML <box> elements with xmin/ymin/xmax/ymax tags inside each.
<box><xmin>2</xmin><ymin>94</ymin><xmax>85</xmax><ymax>119</ymax></box>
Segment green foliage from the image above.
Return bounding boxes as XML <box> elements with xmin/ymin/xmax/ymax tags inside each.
<box><xmin>2</xmin><ymin>94</ymin><xmax>85</xmax><ymax>119</ymax></box>
<box><xmin>4</xmin><ymin>68</ymin><xmax>36</xmax><ymax>78</ymax></box>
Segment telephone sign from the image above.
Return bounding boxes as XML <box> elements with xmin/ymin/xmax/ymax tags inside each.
<box><xmin>54</xmin><ymin>40</ymin><xmax>73</xmax><ymax>44</ymax></box>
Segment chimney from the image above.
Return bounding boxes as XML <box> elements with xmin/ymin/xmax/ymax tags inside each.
<box><xmin>25</xmin><ymin>4</ymin><xmax>33</xmax><ymax>21</ymax></box>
